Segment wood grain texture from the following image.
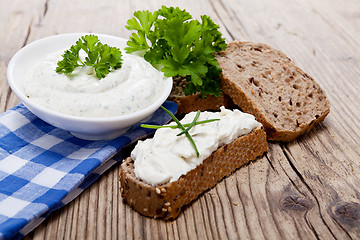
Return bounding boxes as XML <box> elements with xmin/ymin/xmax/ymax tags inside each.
<box><xmin>0</xmin><ymin>0</ymin><xmax>359</xmax><ymax>239</ymax></box>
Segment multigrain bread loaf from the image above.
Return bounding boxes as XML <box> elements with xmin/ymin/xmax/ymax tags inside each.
<box><xmin>119</xmin><ymin>125</ymin><xmax>267</xmax><ymax>220</ymax></box>
<box><xmin>168</xmin><ymin>77</ymin><xmax>234</xmax><ymax>115</ymax></box>
<box><xmin>216</xmin><ymin>41</ymin><xmax>330</xmax><ymax>142</ymax></box>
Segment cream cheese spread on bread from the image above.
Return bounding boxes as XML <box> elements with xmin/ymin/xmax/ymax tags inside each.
<box><xmin>24</xmin><ymin>51</ymin><xmax>167</xmax><ymax>118</ymax></box>
<box><xmin>132</xmin><ymin>107</ymin><xmax>261</xmax><ymax>185</ymax></box>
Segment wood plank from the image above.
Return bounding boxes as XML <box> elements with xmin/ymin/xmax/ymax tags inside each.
<box><xmin>0</xmin><ymin>0</ymin><xmax>358</xmax><ymax>239</ymax></box>
<box><xmin>0</xmin><ymin>0</ymin><xmax>46</xmax><ymax>112</ymax></box>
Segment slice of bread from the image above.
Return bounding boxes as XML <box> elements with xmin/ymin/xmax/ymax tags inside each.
<box><xmin>168</xmin><ymin>77</ymin><xmax>234</xmax><ymax>115</ymax></box>
<box><xmin>119</xmin><ymin>125</ymin><xmax>267</xmax><ymax>220</ymax></box>
<box><xmin>168</xmin><ymin>92</ymin><xmax>234</xmax><ymax>115</ymax></box>
<box><xmin>216</xmin><ymin>41</ymin><xmax>330</xmax><ymax>142</ymax></box>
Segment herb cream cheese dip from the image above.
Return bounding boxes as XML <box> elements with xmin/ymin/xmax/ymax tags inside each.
<box><xmin>24</xmin><ymin>51</ymin><xmax>168</xmax><ymax>118</ymax></box>
<box><xmin>131</xmin><ymin>107</ymin><xmax>261</xmax><ymax>185</ymax></box>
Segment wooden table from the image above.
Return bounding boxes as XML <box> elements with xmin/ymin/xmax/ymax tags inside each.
<box><xmin>1</xmin><ymin>0</ymin><xmax>359</xmax><ymax>239</ymax></box>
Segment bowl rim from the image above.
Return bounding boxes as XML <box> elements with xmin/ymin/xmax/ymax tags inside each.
<box><xmin>7</xmin><ymin>33</ymin><xmax>173</xmax><ymax>123</ymax></box>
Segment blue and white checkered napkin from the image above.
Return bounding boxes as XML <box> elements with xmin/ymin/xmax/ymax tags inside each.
<box><xmin>0</xmin><ymin>101</ymin><xmax>177</xmax><ymax>240</ymax></box>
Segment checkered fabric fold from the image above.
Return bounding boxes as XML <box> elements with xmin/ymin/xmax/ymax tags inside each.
<box><xmin>0</xmin><ymin>101</ymin><xmax>177</xmax><ymax>240</ymax></box>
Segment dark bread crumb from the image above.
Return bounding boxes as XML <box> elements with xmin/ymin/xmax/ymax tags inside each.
<box><xmin>216</xmin><ymin>41</ymin><xmax>330</xmax><ymax>142</ymax></box>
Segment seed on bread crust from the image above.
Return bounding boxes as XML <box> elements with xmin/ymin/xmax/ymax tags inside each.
<box><xmin>119</xmin><ymin>126</ymin><xmax>267</xmax><ymax>220</ymax></box>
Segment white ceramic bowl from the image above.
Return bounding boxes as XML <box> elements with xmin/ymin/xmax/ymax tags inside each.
<box><xmin>7</xmin><ymin>33</ymin><xmax>173</xmax><ymax>140</ymax></box>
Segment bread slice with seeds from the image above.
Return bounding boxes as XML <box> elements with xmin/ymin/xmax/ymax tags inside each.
<box><xmin>216</xmin><ymin>41</ymin><xmax>330</xmax><ymax>142</ymax></box>
<box><xmin>119</xmin><ymin>125</ymin><xmax>267</xmax><ymax>220</ymax></box>
<box><xmin>168</xmin><ymin>92</ymin><xmax>234</xmax><ymax>116</ymax></box>
<box><xmin>168</xmin><ymin>77</ymin><xmax>234</xmax><ymax>115</ymax></box>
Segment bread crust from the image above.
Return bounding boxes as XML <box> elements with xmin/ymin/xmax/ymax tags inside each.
<box><xmin>167</xmin><ymin>76</ymin><xmax>234</xmax><ymax>115</ymax></box>
<box><xmin>168</xmin><ymin>92</ymin><xmax>234</xmax><ymax>115</ymax></box>
<box><xmin>119</xmin><ymin>126</ymin><xmax>267</xmax><ymax>220</ymax></box>
<box><xmin>216</xmin><ymin>41</ymin><xmax>330</xmax><ymax>142</ymax></box>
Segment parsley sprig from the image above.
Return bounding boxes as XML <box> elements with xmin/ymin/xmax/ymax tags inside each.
<box><xmin>56</xmin><ymin>35</ymin><xmax>123</xmax><ymax>79</ymax></box>
<box><xmin>125</xmin><ymin>6</ymin><xmax>227</xmax><ymax>97</ymax></box>
<box><xmin>141</xmin><ymin>106</ymin><xmax>220</xmax><ymax>157</ymax></box>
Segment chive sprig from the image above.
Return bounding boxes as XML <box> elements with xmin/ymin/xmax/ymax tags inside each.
<box><xmin>141</xmin><ymin>107</ymin><xmax>220</xmax><ymax>157</ymax></box>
